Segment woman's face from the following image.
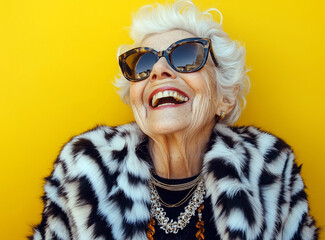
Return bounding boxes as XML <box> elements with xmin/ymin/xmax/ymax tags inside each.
<box><xmin>130</xmin><ymin>29</ymin><xmax>224</xmax><ymax>137</ymax></box>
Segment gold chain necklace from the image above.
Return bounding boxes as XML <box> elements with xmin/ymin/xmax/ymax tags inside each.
<box><xmin>152</xmin><ymin>182</ymin><xmax>198</xmax><ymax>208</ymax></box>
<box><xmin>150</xmin><ymin>172</ymin><xmax>202</xmax><ymax>191</ymax></box>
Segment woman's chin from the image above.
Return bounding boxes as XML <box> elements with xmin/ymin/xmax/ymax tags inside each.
<box><xmin>145</xmin><ymin>106</ymin><xmax>191</xmax><ymax>135</ymax></box>
<box><xmin>148</xmin><ymin>119</ymin><xmax>189</xmax><ymax>136</ymax></box>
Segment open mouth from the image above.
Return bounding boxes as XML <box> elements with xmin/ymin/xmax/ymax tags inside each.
<box><xmin>149</xmin><ymin>90</ymin><xmax>189</xmax><ymax>108</ymax></box>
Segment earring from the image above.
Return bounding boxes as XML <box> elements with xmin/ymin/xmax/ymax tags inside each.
<box><xmin>216</xmin><ymin>112</ymin><xmax>225</xmax><ymax>122</ymax></box>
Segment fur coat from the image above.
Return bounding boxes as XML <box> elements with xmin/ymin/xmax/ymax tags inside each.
<box><xmin>30</xmin><ymin>123</ymin><xmax>318</xmax><ymax>240</ymax></box>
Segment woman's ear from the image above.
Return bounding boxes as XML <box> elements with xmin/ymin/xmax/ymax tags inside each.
<box><xmin>216</xmin><ymin>84</ymin><xmax>239</xmax><ymax>116</ymax></box>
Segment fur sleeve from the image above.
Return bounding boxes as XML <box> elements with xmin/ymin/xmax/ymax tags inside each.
<box><xmin>29</xmin><ymin>124</ymin><xmax>149</xmax><ymax>240</ymax></box>
<box><xmin>29</xmin><ymin>156</ymin><xmax>72</xmax><ymax>240</ymax></box>
<box><xmin>281</xmin><ymin>154</ymin><xmax>319</xmax><ymax>239</ymax></box>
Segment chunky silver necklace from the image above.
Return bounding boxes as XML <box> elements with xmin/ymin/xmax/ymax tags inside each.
<box><xmin>149</xmin><ymin>177</ymin><xmax>205</xmax><ymax>234</ymax></box>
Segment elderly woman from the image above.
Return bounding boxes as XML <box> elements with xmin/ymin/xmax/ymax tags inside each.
<box><xmin>30</xmin><ymin>1</ymin><xmax>318</xmax><ymax>240</ymax></box>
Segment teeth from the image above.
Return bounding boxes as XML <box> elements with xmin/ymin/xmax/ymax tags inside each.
<box><xmin>151</xmin><ymin>90</ymin><xmax>189</xmax><ymax>107</ymax></box>
<box><xmin>158</xmin><ymin>103</ymin><xmax>176</xmax><ymax>107</ymax></box>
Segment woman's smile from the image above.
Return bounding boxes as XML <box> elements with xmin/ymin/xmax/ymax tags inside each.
<box><xmin>149</xmin><ymin>87</ymin><xmax>189</xmax><ymax>109</ymax></box>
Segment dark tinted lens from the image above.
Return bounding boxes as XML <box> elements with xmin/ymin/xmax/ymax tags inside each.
<box><xmin>125</xmin><ymin>51</ymin><xmax>157</xmax><ymax>80</ymax></box>
<box><xmin>170</xmin><ymin>42</ymin><xmax>205</xmax><ymax>72</ymax></box>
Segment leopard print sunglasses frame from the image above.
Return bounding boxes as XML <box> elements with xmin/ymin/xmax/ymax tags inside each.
<box><xmin>118</xmin><ymin>37</ymin><xmax>219</xmax><ymax>82</ymax></box>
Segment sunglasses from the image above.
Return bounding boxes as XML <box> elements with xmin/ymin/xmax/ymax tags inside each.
<box><xmin>118</xmin><ymin>37</ymin><xmax>218</xmax><ymax>82</ymax></box>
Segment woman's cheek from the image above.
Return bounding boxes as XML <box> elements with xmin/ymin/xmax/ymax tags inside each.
<box><xmin>130</xmin><ymin>82</ymin><xmax>145</xmax><ymax>108</ymax></box>
<box><xmin>190</xmin><ymin>95</ymin><xmax>208</xmax><ymax>126</ymax></box>
<box><xmin>130</xmin><ymin>82</ymin><xmax>149</xmax><ymax>130</ymax></box>
<box><xmin>189</xmin><ymin>86</ymin><xmax>217</xmax><ymax>132</ymax></box>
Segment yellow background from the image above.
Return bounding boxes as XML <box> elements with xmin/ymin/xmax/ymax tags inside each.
<box><xmin>0</xmin><ymin>0</ymin><xmax>324</xmax><ymax>239</ymax></box>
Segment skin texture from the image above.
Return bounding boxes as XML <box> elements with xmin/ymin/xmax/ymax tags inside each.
<box><xmin>130</xmin><ymin>29</ymin><xmax>235</xmax><ymax>179</ymax></box>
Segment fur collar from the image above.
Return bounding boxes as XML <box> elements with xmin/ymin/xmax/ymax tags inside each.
<box><xmin>35</xmin><ymin>122</ymin><xmax>317</xmax><ymax>240</ymax></box>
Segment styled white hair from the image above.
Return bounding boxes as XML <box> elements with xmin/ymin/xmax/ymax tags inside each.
<box><xmin>115</xmin><ymin>0</ymin><xmax>250</xmax><ymax>124</ymax></box>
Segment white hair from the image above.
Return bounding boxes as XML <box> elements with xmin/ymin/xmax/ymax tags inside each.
<box><xmin>114</xmin><ymin>0</ymin><xmax>250</xmax><ymax>124</ymax></box>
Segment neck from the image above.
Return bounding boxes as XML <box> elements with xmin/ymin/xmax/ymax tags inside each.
<box><xmin>149</xmin><ymin>119</ymin><xmax>215</xmax><ymax>179</ymax></box>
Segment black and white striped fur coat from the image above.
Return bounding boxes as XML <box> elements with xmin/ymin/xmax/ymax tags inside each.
<box><xmin>30</xmin><ymin>122</ymin><xmax>318</xmax><ymax>240</ymax></box>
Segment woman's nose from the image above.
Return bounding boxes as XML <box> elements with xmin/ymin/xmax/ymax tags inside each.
<box><xmin>150</xmin><ymin>57</ymin><xmax>176</xmax><ymax>81</ymax></box>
